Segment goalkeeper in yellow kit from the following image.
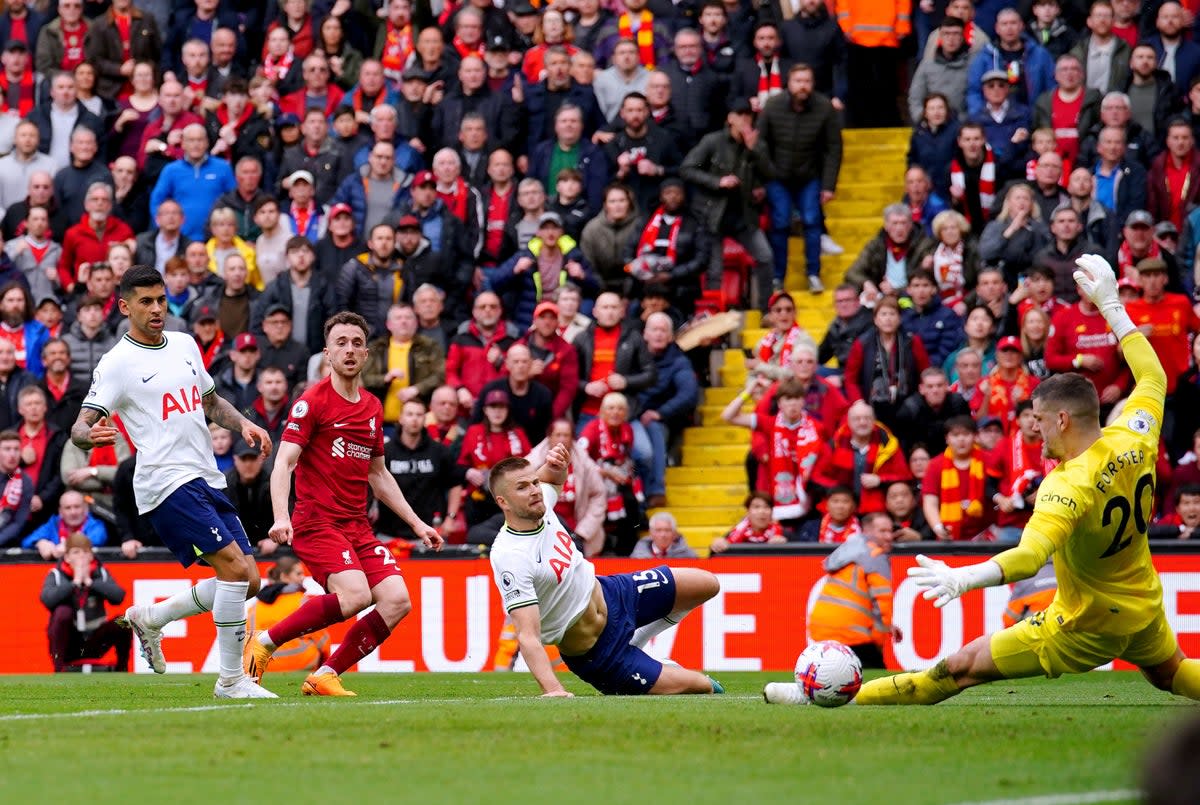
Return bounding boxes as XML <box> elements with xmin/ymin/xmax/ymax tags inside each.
<box><xmin>857</xmin><ymin>254</ymin><xmax>1200</xmax><ymax>705</ymax></box>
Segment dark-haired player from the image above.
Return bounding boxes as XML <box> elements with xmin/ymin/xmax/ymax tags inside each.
<box><xmin>245</xmin><ymin>311</ymin><xmax>442</xmax><ymax>697</ymax></box>
<box><xmin>72</xmin><ymin>265</ymin><xmax>275</xmax><ymax>699</ymax></box>
<box><xmin>857</xmin><ymin>255</ymin><xmax>1200</xmax><ymax>705</ymax></box>
<box><xmin>487</xmin><ymin>446</ymin><xmax>722</xmax><ymax>697</ymax></box>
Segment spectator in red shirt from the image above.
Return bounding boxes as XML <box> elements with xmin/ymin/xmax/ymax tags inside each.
<box><xmin>279</xmin><ymin>52</ymin><xmax>346</xmax><ymax>120</ymax></box>
<box><xmin>989</xmin><ymin>399</ymin><xmax>1045</xmax><ymax>543</ymax></box>
<box><xmin>1045</xmin><ymin>293</ymin><xmax>1128</xmax><ymax>403</ymax></box>
<box><xmin>980</xmin><ymin>335</ymin><xmax>1040</xmax><ymax>432</ymax></box>
<box><xmin>1126</xmin><ymin>256</ymin><xmax>1200</xmax><ymax>396</ymax></box>
<box><xmin>1032</xmin><ymin>53</ymin><xmax>1100</xmax><ymax>167</ymax></box>
<box><xmin>815</xmin><ymin>400</ymin><xmax>911</xmax><ymax>514</ymax></box>
<box><xmin>445</xmin><ymin>290</ymin><xmax>519</xmax><ymax>411</ymax></box>
<box><xmin>709</xmin><ymin>492</ymin><xmax>788</xmax><ymax>553</ymax></box>
<box><xmin>56</xmin><ymin>183</ymin><xmax>134</xmax><ymax>297</ymax></box>
<box><xmin>922</xmin><ymin>415</ymin><xmax>999</xmax><ymax>541</ymax></box>
<box><xmin>517</xmin><ymin>300</ymin><xmax>579</xmax><ymax>421</ymax></box>
<box><xmin>1148</xmin><ymin>118</ymin><xmax>1200</xmax><ymax>230</ymax></box>
<box><xmin>457</xmin><ymin>387</ymin><xmax>530</xmax><ymax>526</ymax></box>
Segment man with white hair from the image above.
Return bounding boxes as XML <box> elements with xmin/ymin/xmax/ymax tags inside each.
<box><xmin>630</xmin><ymin>511</ymin><xmax>698</xmax><ymax>558</ymax></box>
<box><xmin>148</xmin><ymin>123</ymin><xmax>236</xmax><ymax>242</ymax></box>
<box><xmin>633</xmin><ymin>312</ymin><xmax>698</xmax><ymax>510</ymax></box>
<box><xmin>353</xmin><ymin>103</ymin><xmax>423</xmax><ymax>176</ymax></box>
<box><xmin>1076</xmin><ymin>91</ymin><xmax>1157</xmax><ymax>170</ymax></box>
<box><xmin>432</xmin><ymin>146</ymin><xmax>484</xmax><ymax>260</ymax></box>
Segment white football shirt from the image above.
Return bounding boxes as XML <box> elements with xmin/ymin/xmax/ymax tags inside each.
<box><xmin>489</xmin><ymin>484</ymin><xmax>597</xmax><ymax>644</ymax></box>
<box><xmin>82</xmin><ymin>332</ymin><xmax>227</xmax><ymax>513</ymax></box>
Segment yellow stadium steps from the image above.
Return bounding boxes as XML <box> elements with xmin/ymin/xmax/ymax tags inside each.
<box><xmin>682</xmin><ymin>425</ymin><xmax>749</xmax><ymax>446</ymax></box>
<box><xmin>679</xmin><ymin>444</ymin><xmax>748</xmax><ymax>466</ymax></box>
<box><xmin>660</xmin><ymin>506</ymin><xmax>746</xmax><ymax>526</ymax></box>
<box><xmin>665</xmin><ymin>465</ymin><xmax>746</xmax><ymax>485</ymax></box>
<box><xmin>666</xmin><ymin>485</ymin><xmax>749</xmax><ymax>506</ymax></box>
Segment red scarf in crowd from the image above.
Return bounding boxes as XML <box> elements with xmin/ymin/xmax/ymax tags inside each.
<box><xmin>0</xmin><ymin>69</ymin><xmax>35</xmax><ymax>116</ymax></box>
<box><xmin>634</xmin><ymin>206</ymin><xmax>681</xmax><ymax>263</ymax></box>
<box><xmin>1117</xmin><ymin>239</ymin><xmax>1160</xmax><ymax>281</ymax></box>
<box><xmin>0</xmin><ymin>466</ymin><xmax>22</xmax><ymax>513</ymax></box>
<box><xmin>984</xmin><ymin>369</ymin><xmax>1038</xmax><ymax>431</ymax></box>
<box><xmin>1007</xmin><ymin>434</ymin><xmax>1043</xmax><ymax>504</ymax></box>
<box><xmin>461</xmin><ymin>424</ymin><xmax>527</xmax><ymax>500</ymax></box>
<box><xmin>938</xmin><ymin>446</ymin><xmax>987</xmax><ymax>539</ymax></box>
<box><xmin>216</xmin><ymin>102</ymin><xmax>254</xmax><ymax>132</ymax></box>
<box><xmin>769</xmin><ymin>414</ymin><xmax>822</xmax><ymax>520</ymax></box>
<box><xmin>755</xmin><ymin>54</ymin><xmax>782</xmax><ymax>109</ymax></box>
<box><xmin>582</xmin><ymin>418</ymin><xmax>643</xmax><ymax>520</ymax></box>
<box><xmin>452</xmin><ymin>35</ymin><xmax>483</xmax><ymax>59</ymax></box>
<box><xmin>196</xmin><ymin>331</ymin><xmax>226</xmax><ymax>370</ymax></box>
<box><xmin>618</xmin><ymin>10</ymin><xmax>656</xmax><ymax>68</ymax></box>
<box><xmin>755</xmin><ymin>323</ymin><xmax>805</xmax><ymax>366</ymax></box>
<box><xmin>438</xmin><ymin>177</ymin><xmax>471</xmax><ymax>222</ymax></box>
<box><xmin>381</xmin><ymin>22</ymin><xmax>413</xmax><ymax>74</ymax></box>
<box><xmin>261</xmin><ymin>50</ymin><xmax>295</xmax><ymax>83</ymax></box>
<box><xmin>816</xmin><ymin>513</ymin><xmax>861</xmax><ymax>544</ymax></box>
<box><xmin>725</xmin><ymin>516</ymin><xmax>784</xmax><ymax>544</ymax></box>
<box><xmin>949</xmin><ymin>147</ymin><xmax>996</xmax><ymax>225</ymax></box>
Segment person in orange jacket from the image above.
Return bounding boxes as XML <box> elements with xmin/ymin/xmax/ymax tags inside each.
<box><xmin>245</xmin><ymin>557</ymin><xmax>330</xmax><ymax>673</ymax></box>
<box><xmin>835</xmin><ymin>0</ymin><xmax>911</xmax><ymax>126</ymax></box>
<box><xmin>807</xmin><ymin>510</ymin><xmax>901</xmax><ymax>667</ymax></box>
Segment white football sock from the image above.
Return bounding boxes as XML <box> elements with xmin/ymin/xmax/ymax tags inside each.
<box><xmin>212</xmin><ymin>580</ymin><xmax>249</xmax><ymax>686</ymax></box>
<box><xmin>147</xmin><ymin>577</ymin><xmax>217</xmax><ymax>628</ymax></box>
<box><xmin>314</xmin><ymin>665</ymin><xmax>335</xmax><ymax>677</ymax></box>
<box><xmin>257</xmin><ymin>630</ymin><xmax>277</xmax><ymax>650</ymax></box>
<box><xmin>630</xmin><ymin>608</ymin><xmax>692</xmax><ymax>649</ymax></box>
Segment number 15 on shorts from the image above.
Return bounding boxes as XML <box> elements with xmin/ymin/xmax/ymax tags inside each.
<box><xmin>632</xmin><ymin>569</ymin><xmax>670</xmax><ymax>593</ymax></box>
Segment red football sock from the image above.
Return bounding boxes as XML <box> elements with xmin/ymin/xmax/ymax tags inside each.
<box><xmin>326</xmin><ymin>609</ymin><xmax>392</xmax><ymax>675</ymax></box>
<box><xmin>265</xmin><ymin>593</ymin><xmax>343</xmax><ymax>646</ymax></box>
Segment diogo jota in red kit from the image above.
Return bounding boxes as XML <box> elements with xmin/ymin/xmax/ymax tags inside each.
<box><xmin>245</xmin><ymin>311</ymin><xmax>442</xmax><ymax>697</ymax></box>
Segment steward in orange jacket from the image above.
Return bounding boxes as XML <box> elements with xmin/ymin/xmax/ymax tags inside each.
<box><xmin>807</xmin><ymin>512</ymin><xmax>900</xmax><ymax>668</ymax></box>
<box><xmin>834</xmin><ymin>0</ymin><xmax>911</xmax><ymax>46</ymax></box>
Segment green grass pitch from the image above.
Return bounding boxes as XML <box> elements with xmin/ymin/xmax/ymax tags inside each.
<box><xmin>0</xmin><ymin>671</ymin><xmax>1190</xmax><ymax>805</ymax></box>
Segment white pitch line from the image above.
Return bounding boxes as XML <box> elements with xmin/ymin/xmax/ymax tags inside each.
<box><xmin>947</xmin><ymin>789</ymin><xmax>1139</xmax><ymax>805</ymax></box>
<box><xmin>0</xmin><ymin>694</ymin><xmax>760</xmax><ymax>722</ymax></box>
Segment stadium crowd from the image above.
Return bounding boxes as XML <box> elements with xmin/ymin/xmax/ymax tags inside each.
<box><xmin>1</xmin><ymin>0</ymin><xmax>1199</xmax><ymax>578</ymax></box>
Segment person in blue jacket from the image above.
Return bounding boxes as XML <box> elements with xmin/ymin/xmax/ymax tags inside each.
<box><xmin>965</xmin><ymin>10</ymin><xmax>1055</xmax><ymax>117</ymax></box>
<box><xmin>22</xmin><ymin>489</ymin><xmax>108</xmax><ymax>557</ymax></box>
<box><xmin>901</xmin><ymin>269</ymin><xmax>966</xmax><ymax>368</ymax></box>
<box><xmin>148</xmin><ymin>124</ymin><xmax>237</xmax><ymax>242</ymax></box>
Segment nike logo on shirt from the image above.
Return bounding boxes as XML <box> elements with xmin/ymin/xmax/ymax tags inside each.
<box><xmin>141</xmin><ymin>373</ymin><xmax>158</xmax><ymax>383</ymax></box>
<box><xmin>333</xmin><ymin>422</ymin><xmax>348</xmax><ymax>427</ymax></box>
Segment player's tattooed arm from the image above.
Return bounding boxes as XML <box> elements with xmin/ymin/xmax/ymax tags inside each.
<box><xmin>71</xmin><ymin>408</ymin><xmax>118</xmax><ymax>450</ymax></box>
<box><xmin>202</xmin><ymin>390</ymin><xmax>250</xmax><ymax>432</ymax></box>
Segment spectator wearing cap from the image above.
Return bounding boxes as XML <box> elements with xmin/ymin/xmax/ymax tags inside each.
<box><xmin>224</xmin><ymin>435</ymin><xmax>272</xmax><ymax>548</ymax></box>
<box><xmin>516</xmin><ymin>299</ymin><xmax>579</xmax><ymax>420</ymax></box>
<box><xmin>390</xmin><ymin>171</ymin><xmax>474</xmax><ymax>311</ymax></box>
<box><xmin>979</xmin><ymin>335</ymin><xmax>1040</xmax><ymax>433</ymax></box>
<box><xmin>967</xmin><ymin>68</ymin><xmax>1032</xmax><ymax>183</ymax></box>
<box><xmin>1148</xmin><ymin>119</ymin><xmax>1200</xmax><ymax>231</ymax></box>
<box><xmin>149</xmin><ymin>124</ymin><xmax>236</xmax><ymax>243</ymax></box>
<box><xmin>279</xmin><ymin>168</ymin><xmax>326</xmax><ymax>243</ymax></box>
<box><xmin>1155</xmin><ymin>220</ymin><xmax>1180</xmax><ymax>254</ymax></box>
<box><xmin>1117</xmin><ymin>209</ymin><xmax>1186</xmax><ymax>294</ymax></box>
<box><xmin>257</xmin><ymin>304</ymin><xmax>310</xmax><ymax>388</ymax></box>
<box><xmin>965</xmin><ymin>9</ymin><xmax>1054</xmax><ymax>117</ymax></box>
<box><xmin>975</xmin><ymin>415</ymin><xmax>1006</xmax><ymax>453</ymax></box>
<box><xmin>909</xmin><ymin>16</ymin><xmax>972</xmax><ymax>123</ymax></box>
<box><xmin>525</xmin><ymin>46</ymin><xmax>604</xmax><ymax>150</ymax></box>
<box><xmin>1127</xmin><ymin>256</ymin><xmax>1200</xmax><ymax>398</ymax></box>
<box><xmin>189</xmin><ymin>302</ymin><xmax>230</xmax><ymax>372</ymax></box>
<box><xmin>315</xmin><ymin>200</ymin><xmax>366</xmax><ymax>283</ymax></box>
<box><xmin>253</xmin><ymin>236</ymin><xmax>337</xmax><ymax>356</ymax></box>
<box><xmin>215</xmin><ymin>332</ymin><xmax>263</xmax><ymax>411</ymax></box>
<box><xmin>622</xmin><ymin>179</ymin><xmax>709</xmax><ymax>317</ymax></box>
<box><xmin>490</xmin><ymin>211</ymin><xmax>597</xmax><ymax>329</ymax></box>
<box><xmin>434</xmin><ymin>55</ymin><xmax>521</xmax><ymax>156</ymax></box>
<box><xmin>38</xmin><ymin>532</ymin><xmax>131</xmax><ymax>672</ymax></box>
<box><xmin>339</xmin><ymin>221</ymin><xmax>418</xmax><ymax>338</ymax></box>
<box><xmin>0</xmin><ymin>37</ymin><xmax>42</xmax><ymax>122</ymax></box>
<box><xmin>470</xmin><ymin>343</ymin><xmax>554</xmax><ymax>446</ymax></box>
<box><xmin>458</xmin><ymin>386</ymin><xmax>531</xmax><ymax>525</ymax></box>
<box><xmin>277</xmin><ymin>107</ymin><xmax>347</xmax><ymax>206</ymax></box>
<box><xmin>396</xmin><ymin>64</ymin><xmax>435</xmax><ymax>148</ymax></box>
<box><xmin>528</xmin><ymin>103</ymin><xmax>610</xmax><ymax>211</ymax></box>
<box><xmin>331</xmin><ymin>140</ymin><xmax>414</xmax><ymax>235</ymax></box>
<box><xmin>846</xmin><ymin>203</ymin><xmax>933</xmax><ymax>302</ymax></box>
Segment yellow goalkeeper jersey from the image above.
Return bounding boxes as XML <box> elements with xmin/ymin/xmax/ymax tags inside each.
<box><xmin>993</xmin><ymin>331</ymin><xmax>1165</xmax><ymax>635</ymax></box>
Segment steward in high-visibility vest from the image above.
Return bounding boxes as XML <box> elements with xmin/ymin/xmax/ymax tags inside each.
<box><xmin>808</xmin><ymin>511</ymin><xmax>899</xmax><ymax>668</ymax></box>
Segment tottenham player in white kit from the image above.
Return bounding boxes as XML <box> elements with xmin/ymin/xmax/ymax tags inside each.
<box><xmin>71</xmin><ymin>265</ymin><xmax>276</xmax><ymax>699</ymax></box>
<box><xmin>488</xmin><ymin>445</ymin><xmax>724</xmax><ymax>696</ymax></box>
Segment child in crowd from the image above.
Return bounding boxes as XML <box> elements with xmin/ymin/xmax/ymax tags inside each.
<box><xmin>710</xmin><ymin>492</ymin><xmax>788</xmax><ymax>553</ymax></box>
<box><xmin>547</xmin><ymin>168</ymin><xmax>592</xmax><ymax>241</ymax></box>
<box><xmin>210</xmin><ymin>424</ymin><xmax>234</xmax><ymax>473</ymax></box>
<box><xmin>800</xmin><ymin>486</ymin><xmax>861</xmax><ymax>544</ymax></box>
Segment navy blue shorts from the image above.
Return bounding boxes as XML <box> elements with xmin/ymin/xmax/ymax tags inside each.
<box><xmin>146</xmin><ymin>478</ymin><xmax>253</xmax><ymax>568</ymax></box>
<box><xmin>562</xmin><ymin>566</ymin><xmax>677</xmax><ymax>695</ymax></box>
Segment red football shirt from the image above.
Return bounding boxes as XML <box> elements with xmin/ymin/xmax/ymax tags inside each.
<box><xmin>282</xmin><ymin>376</ymin><xmax>385</xmax><ymax>521</ymax></box>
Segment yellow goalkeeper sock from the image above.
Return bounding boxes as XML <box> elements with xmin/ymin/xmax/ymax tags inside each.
<box><xmin>1171</xmin><ymin>659</ymin><xmax>1200</xmax><ymax>700</ymax></box>
<box><xmin>856</xmin><ymin>661</ymin><xmax>961</xmax><ymax>705</ymax></box>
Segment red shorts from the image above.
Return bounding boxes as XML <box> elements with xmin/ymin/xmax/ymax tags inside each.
<box><xmin>291</xmin><ymin>517</ymin><xmax>403</xmax><ymax>591</ymax></box>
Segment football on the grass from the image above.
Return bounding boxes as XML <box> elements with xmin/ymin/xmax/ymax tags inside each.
<box><xmin>794</xmin><ymin>641</ymin><xmax>863</xmax><ymax>708</ymax></box>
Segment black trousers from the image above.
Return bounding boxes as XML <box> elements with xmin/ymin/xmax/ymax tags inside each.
<box><xmin>846</xmin><ymin>45</ymin><xmax>903</xmax><ymax>128</ymax></box>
